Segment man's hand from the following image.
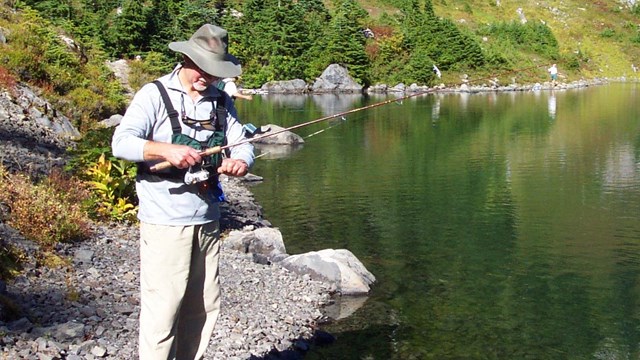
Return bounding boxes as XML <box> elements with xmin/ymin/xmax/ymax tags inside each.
<box><xmin>217</xmin><ymin>158</ymin><xmax>249</xmax><ymax>177</ymax></box>
<box><xmin>144</xmin><ymin>142</ymin><xmax>202</xmax><ymax>169</ymax></box>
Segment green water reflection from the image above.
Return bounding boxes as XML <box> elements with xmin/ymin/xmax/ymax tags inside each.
<box><xmin>236</xmin><ymin>84</ymin><xmax>640</xmax><ymax>359</ymax></box>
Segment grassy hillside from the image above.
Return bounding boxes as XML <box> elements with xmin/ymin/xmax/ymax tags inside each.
<box><xmin>361</xmin><ymin>0</ymin><xmax>640</xmax><ymax>82</ymax></box>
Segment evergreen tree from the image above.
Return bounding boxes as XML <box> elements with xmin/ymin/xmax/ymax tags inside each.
<box><xmin>20</xmin><ymin>0</ymin><xmax>75</xmax><ymax>20</ymax></box>
<box><xmin>268</xmin><ymin>1</ymin><xmax>308</xmax><ymax>79</ymax></box>
<box><xmin>109</xmin><ymin>0</ymin><xmax>150</xmax><ymax>58</ymax></box>
<box><xmin>148</xmin><ymin>0</ymin><xmax>177</xmax><ymax>57</ymax></box>
<box><xmin>299</xmin><ymin>0</ymin><xmax>332</xmax><ymax>80</ymax></box>
<box><xmin>399</xmin><ymin>0</ymin><xmax>485</xmax><ymax>74</ymax></box>
<box><xmin>324</xmin><ymin>0</ymin><xmax>370</xmax><ymax>85</ymax></box>
<box><xmin>226</xmin><ymin>0</ymin><xmax>317</xmax><ymax>87</ymax></box>
<box><xmin>175</xmin><ymin>0</ymin><xmax>220</xmax><ymax>42</ymax></box>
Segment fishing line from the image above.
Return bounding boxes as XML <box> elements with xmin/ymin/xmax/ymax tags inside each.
<box><xmin>304</xmin><ymin>115</ymin><xmax>348</xmax><ymax>139</ymax></box>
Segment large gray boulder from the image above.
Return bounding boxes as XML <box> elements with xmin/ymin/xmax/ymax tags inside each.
<box><xmin>311</xmin><ymin>64</ymin><xmax>363</xmax><ymax>93</ymax></box>
<box><xmin>252</xmin><ymin>124</ymin><xmax>304</xmax><ymax>145</ymax></box>
<box><xmin>281</xmin><ymin>249</ymin><xmax>376</xmax><ymax>295</ymax></box>
<box><xmin>223</xmin><ymin>227</ymin><xmax>288</xmax><ymax>261</ymax></box>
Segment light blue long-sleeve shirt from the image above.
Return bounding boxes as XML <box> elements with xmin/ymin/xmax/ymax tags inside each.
<box><xmin>112</xmin><ymin>65</ymin><xmax>254</xmax><ymax>225</ymax></box>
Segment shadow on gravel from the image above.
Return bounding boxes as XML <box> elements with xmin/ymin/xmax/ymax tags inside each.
<box><xmin>247</xmin><ymin>330</ymin><xmax>337</xmax><ymax>360</ymax></box>
<box><xmin>0</xmin><ymin>127</ymin><xmax>67</xmax><ymax>155</ymax></box>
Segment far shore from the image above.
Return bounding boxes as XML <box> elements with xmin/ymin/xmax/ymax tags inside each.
<box><xmin>242</xmin><ymin>76</ymin><xmax>639</xmax><ymax>96</ymax></box>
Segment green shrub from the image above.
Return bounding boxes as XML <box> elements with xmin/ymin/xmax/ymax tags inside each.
<box><xmin>1</xmin><ymin>7</ymin><xmax>126</xmax><ymax>131</ymax></box>
<box><xmin>562</xmin><ymin>52</ymin><xmax>584</xmax><ymax>71</ymax></box>
<box><xmin>600</xmin><ymin>28</ymin><xmax>615</xmax><ymax>38</ymax></box>
<box><xmin>65</xmin><ymin>126</ymin><xmax>115</xmax><ymax>174</ymax></box>
<box><xmin>66</xmin><ymin>126</ymin><xmax>138</xmax><ymax>222</ymax></box>
<box><xmin>0</xmin><ymin>243</ymin><xmax>24</xmax><ymax>280</ymax></box>
<box><xmin>479</xmin><ymin>21</ymin><xmax>559</xmax><ymax>60</ymax></box>
<box><xmin>128</xmin><ymin>51</ymin><xmax>174</xmax><ymax>92</ymax></box>
<box><xmin>85</xmin><ymin>153</ymin><xmax>138</xmax><ymax>222</ymax></box>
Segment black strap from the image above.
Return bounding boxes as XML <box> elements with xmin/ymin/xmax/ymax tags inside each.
<box><xmin>152</xmin><ymin>80</ymin><xmax>182</xmax><ymax>134</ymax></box>
<box><xmin>215</xmin><ymin>97</ymin><xmax>226</xmax><ymax>133</ymax></box>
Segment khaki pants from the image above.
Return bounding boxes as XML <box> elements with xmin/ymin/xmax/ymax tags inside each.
<box><xmin>139</xmin><ymin>221</ymin><xmax>221</xmax><ymax>360</ymax></box>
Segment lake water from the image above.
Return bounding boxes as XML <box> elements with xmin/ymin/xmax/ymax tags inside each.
<box><xmin>235</xmin><ymin>83</ymin><xmax>640</xmax><ymax>359</ymax></box>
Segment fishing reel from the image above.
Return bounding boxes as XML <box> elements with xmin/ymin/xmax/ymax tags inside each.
<box><xmin>184</xmin><ymin>167</ymin><xmax>210</xmax><ymax>185</ymax></box>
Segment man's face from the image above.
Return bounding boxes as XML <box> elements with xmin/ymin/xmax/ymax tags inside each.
<box><xmin>184</xmin><ymin>57</ymin><xmax>219</xmax><ymax>92</ymax></box>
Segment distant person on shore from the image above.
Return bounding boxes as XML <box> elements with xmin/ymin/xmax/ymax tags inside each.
<box><xmin>111</xmin><ymin>24</ymin><xmax>254</xmax><ymax>360</ymax></box>
<box><xmin>220</xmin><ymin>77</ymin><xmax>253</xmax><ymax>101</ymax></box>
<box><xmin>433</xmin><ymin>64</ymin><xmax>442</xmax><ymax>79</ymax></box>
<box><xmin>548</xmin><ymin>63</ymin><xmax>558</xmax><ymax>85</ymax></box>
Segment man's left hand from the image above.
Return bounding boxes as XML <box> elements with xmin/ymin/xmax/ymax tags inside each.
<box><xmin>217</xmin><ymin>158</ymin><xmax>249</xmax><ymax>177</ymax></box>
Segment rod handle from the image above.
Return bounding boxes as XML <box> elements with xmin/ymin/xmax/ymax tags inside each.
<box><xmin>149</xmin><ymin>146</ymin><xmax>222</xmax><ymax>172</ymax></box>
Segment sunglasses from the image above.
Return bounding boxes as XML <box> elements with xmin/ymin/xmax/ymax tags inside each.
<box><xmin>182</xmin><ymin>113</ymin><xmax>217</xmax><ymax>131</ymax></box>
<box><xmin>180</xmin><ymin>96</ymin><xmax>218</xmax><ymax>130</ymax></box>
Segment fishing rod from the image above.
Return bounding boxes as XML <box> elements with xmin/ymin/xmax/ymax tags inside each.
<box><xmin>149</xmin><ymin>89</ymin><xmax>435</xmax><ymax>172</ymax></box>
<box><xmin>150</xmin><ymin>62</ymin><xmax>554</xmax><ymax>172</ymax></box>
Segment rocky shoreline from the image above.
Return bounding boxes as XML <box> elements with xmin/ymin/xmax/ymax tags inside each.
<box><xmin>0</xmin><ymin>85</ymin><xmax>341</xmax><ymax>359</ymax></box>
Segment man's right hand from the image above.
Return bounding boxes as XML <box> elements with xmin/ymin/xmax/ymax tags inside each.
<box><xmin>143</xmin><ymin>142</ymin><xmax>202</xmax><ymax>169</ymax></box>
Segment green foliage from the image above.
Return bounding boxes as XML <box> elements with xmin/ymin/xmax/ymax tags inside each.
<box><xmin>0</xmin><ymin>7</ymin><xmax>127</xmax><ymax>129</ymax></box>
<box><xmin>561</xmin><ymin>50</ymin><xmax>587</xmax><ymax>71</ymax></box>
<box><xmin>225</xmin><ymin>0</ymin><xmax>320</xmax><ymax>87</ymax></box>
<box><xmin>406</xmin><ymin>47</ymin><xmax>436</xmax><ymax>84</ymax></box>
<box><xmin>399</xmin><ymin>1</ymin><xmax>485</xmax><ymax>75</ymax></box>
<box><xmin>478</xmin><ymin>21</ymin><xmax>559</xmax><ymax>60</ymax></box>
<box><xmin>66</xmin><ymin>126</ymin><xmax>138</xmax><ymax>222</ymax></box>
<box><xmin>368</xmin><ymin>33</ymin><xmax>408</xmax><ymax>84</ymax></box>
<box><xmin>128</xmin><ymin>52</ymin><xmax>174</xmax><ymax>92</ymax></box>
<box><xmin>108</xmin><ymin>0</ymin><xmax>150</xmax><ymax>58</ymax></box>
<box><xmin>0</xmin><ymin>166</ymin><xmax>93</xmax><ymax>250</ymax></box>
<box><xmin>65</xmin><ymin>126</ymin><xmax>115</xmax><ymax>175</ymax></box>
<box><xmin>300</xmin><ymin>6</ymin><xmax>333</xmax><ymax>81</ymax></box>
<box><xmin>482</xmin><ymin>46</ymin><xmax>512</xmax><ymax>68</ymax></box>
<box><xmin>600</xmin><ymin>28</ymin><xmax>615</xmax><ymax>38</ymax></box>
<box><xmin>147</xmin><ymin>0</ymin><xmax>220</xmax><ymax>58</ymax></box>
<box><xmin>324</xmin><ymin>0</ymin><xmax>371</xmax><ymax>84</ymax></box>
<box><xmin>85</xmin><ymin>153</ymin><xmax>138</xmax><ymax>222</ymax></box>
<box><xmin>2</xmin><ymin>9</ymin><xmax>80</xmax><ymax>90</ymax></box>
<box><xmin>18</xmin><ymin>0</ymin><xmax>74</xmax><ymax>19</ymax></box>
<box><xmin>463</xmin><ymin>2</ymin><xmax>472</xmax><ymax>14</ymax></box>
<box><xmin>0</xmin><ymin>244</ymin><xmax>24</xmax><ymax>281</ymax></box>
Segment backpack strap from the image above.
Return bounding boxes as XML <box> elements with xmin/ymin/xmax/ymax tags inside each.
<box><xmin>214</xmin><ymin>95</ymin><xmax>227</xmax><ymax>132</ymax></box>
<box><xmin>152</xmin><ymin>80</ymin><xmax>181</xmax><ymax>135</ymax></box>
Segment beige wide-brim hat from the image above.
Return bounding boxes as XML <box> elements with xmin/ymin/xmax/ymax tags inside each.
<box><xmin>169</xmin><ymin>24</ymin><xmax>242</xmax><ymax>78</ymax></box>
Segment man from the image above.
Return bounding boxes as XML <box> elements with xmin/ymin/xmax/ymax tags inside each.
<box><xmin>548</xmin><ymin>63</ymin><xmax>558</xmax><ymax>85</ymax></box>
<box><xmin>111</xmin><ymin>24</ymin><xmax>254</xmax><ymax>359</ymax></box>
